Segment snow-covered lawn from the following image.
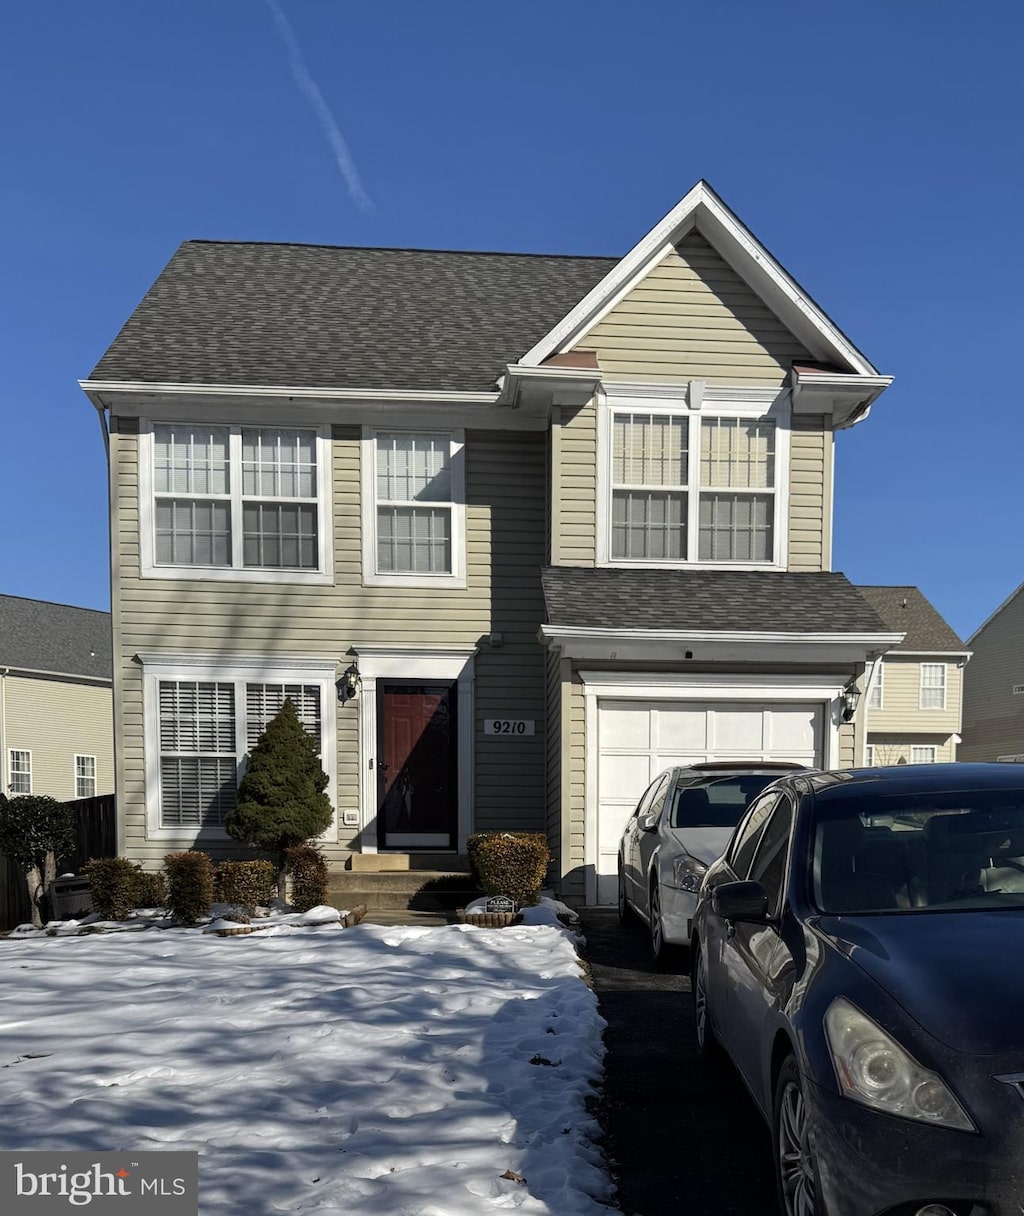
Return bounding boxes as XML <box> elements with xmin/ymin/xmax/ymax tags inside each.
<box><xmin>0</xmin><ymin>914</ymin><xmax>619</xmax><ymax>1215</ymax></box>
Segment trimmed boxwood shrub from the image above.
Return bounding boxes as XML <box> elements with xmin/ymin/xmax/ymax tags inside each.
<box><xmin>164</xmin><ymin>851</ymin><xmax>215</xmax><ymax>924</ymax></box>
<box><xmin>84</xmin><ymin>857</ymin><xmax>142</xmax><ymax>921</ymax></box>
<box><xmin>466</xmin><ymin>832</ymin><xmax>550</xmax><ymax>907</ymax></box>
<box><xmin>131</xmin><ymin>868</ymin><xmax>167</xmax><ymax>909</ymax></box>
<box><xmin>285</xmin><ymin>843</ymin><xmax>328</xmax><ymax>912</ymax></box>
<box><xmin>216</xmin><ymin>859</ymin><xmax>276</xmax><ymax>911</ymax></box>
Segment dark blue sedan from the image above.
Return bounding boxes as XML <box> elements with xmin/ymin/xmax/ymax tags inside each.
<box><xmin>692</xmin><ymin>763</ymin><xmax>1024</xmax><ymax>1216</ymax></box>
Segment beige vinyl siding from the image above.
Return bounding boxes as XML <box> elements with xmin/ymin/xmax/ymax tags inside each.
<box><xmin>960</xmin><ymin>589</ymin><xmax>1024</xmax><ymax>760</ymax></box>
<box><xmin>3</xmin><ymin>674</ymin><xmax>113</xmax><ymax>801</ymax></box>
<box><xmin>114</xmin><ymin>424</ymin><xmax>547</xmax><ymax>868</ymax></box>
<box><xmin>562</xmin><ymin>671</ymin><xmax>588</xmax><ymax>904</ymax></box>
<box><xmin>575</xmin><ymin>231</ymin><xmax>811</xmax><ymax>385</ymax></box>
<box><xmin>551</xmin><ymin>402</ymin><xmax>598</xmax><ymax>566</ymax></box>
<box><xmin>866</xmin><ymin>735</ymin><xmax>958</xmax><ymax>765</ymax></box>
<box><xmin>866</xmin><ymin>657</ymin><xmax>963</xmax><ymax>737</ymax></box>
<box><xmin>544</xmin><ymin>650</ymin><xmax>564</xmax><ymax>878</ymax></box>
<box><xmin>789</xmin><ymin>417</ymin><xmax>830</xmax><ymax>572</ymax></box>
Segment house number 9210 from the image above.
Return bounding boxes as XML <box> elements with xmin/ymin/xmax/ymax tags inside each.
<box><xmin>484</xmin><ymin>719</ymin><xmax>535</xmax><ymax>736</ymax></box>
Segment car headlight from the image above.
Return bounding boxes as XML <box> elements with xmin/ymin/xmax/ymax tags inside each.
<box><xmin>670</xmin><ymin>854</ymin><xmax>707</xmax><ymax>893</ymax></box>
<box><xmin>824</xmin><ymin>997</ymin><xmax>975</xmax><ymax>1131</ymax></box>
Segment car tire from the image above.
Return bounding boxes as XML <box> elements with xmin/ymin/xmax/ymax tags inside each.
<box><xmin>691</xmin><ymin>946</ymin><xmax>722</xmax><ymax>1066</ymax></box>
<box><xmin>772</xmin><ymin>1055</ymin><xmax>824</xmax><ymax>1216</ymax></box>
<box><xmin>649</xmin><ymin>882</ymin><xmax>675</xmax><ymax>966</ymax></box>
<box><xmin>617</xmin><ymin>865</ymin><xmax>633</xmax><ymax>925</ymax></box>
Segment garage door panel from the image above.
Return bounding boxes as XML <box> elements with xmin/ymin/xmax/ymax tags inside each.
<box><xmin>767</xmin><ymin>705</ymin><xmax>822</xmax><ymax>752</ymax></box>
<box><xmin>598</xmin><ymin>704</ymin><xmax>651</xmax><ymax>749</ymax></box>
<box><xmin>710</xmin><ymin>708</ymin><xmax>766</xmax><ymax>752</ymax></box>
<box><xmin>599</xmin><ymin>753</ymin><xmax>653</xmax><ymax>802</ymax></box>
<box><xmin>654</xmin><ymin>706</ymin><xmax>708</xmax><ymax>750</ymax></box>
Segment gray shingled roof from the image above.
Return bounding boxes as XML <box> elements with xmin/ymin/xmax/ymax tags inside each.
<box><xmin>857</xmin><ymin>586</ymin><xmax>965</xmax><ymax>652</ymax></box>
<box><xmin>542</xmin><ymin>568</ymin><xmax>892</xmax><ymax>634</ymax></box>
<box><xmin>0</xmin><ymin>596</ymin><xmax>112</xmax><ymax>681</ymax></box>
<box><xmin>90</xmin><ymin>242</ymin><xmax>617</xmax><ymax>393</ymax></box>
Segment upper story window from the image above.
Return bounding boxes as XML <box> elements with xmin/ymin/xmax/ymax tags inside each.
<box><xmin>9</xmin><ymin>750</ymin><xmax>31</xmax><ymax>795</ymax></box>
<box><xmin>140</xmin><ymin>422</ymin><xmax>331</xmax><ymax>584</ymax></box>
<box><xmin>362</xmin><ymin>428</ymin><xmax>466</xmax><ymax>588</ymax></box>
<box><xmin>75</xmin><ymin>755</ymin><xmax>97</xmax><ymax>799</ymax></box>
<box><xmin>919</xmin><ymin>663</ymin><xmax>947</xmax><ymax>710</ymax></box>
<box><xmin>601</xmin><ymin>389</ymin><xmax>787</xmax><ymax>568</ymax></box>
<box><xmin>867</xmin><ymin>662</ymin><xmax>884</xmax><ymax>710</ymax></box>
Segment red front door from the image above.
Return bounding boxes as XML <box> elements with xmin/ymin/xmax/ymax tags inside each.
<box><xmin>377</xmin><ymin>683</ymin><xmax>457</xmax><ymax>850</ymax></box>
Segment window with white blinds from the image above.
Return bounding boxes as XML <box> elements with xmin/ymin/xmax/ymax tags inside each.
<box><xmin>607</xmin><ymin>404</ymin><xmax>780</xmax><ymax>565</ymax></box>
<box><xmin>158</xmin><ymin>681</ymin><xmax>237</xmax><ymax>828</ymax></box>
<box><xmin>919</xmin><ymin>664</ymin><xmax>947</xmax><ymax>710</ymax></box>
<box><xmin>75</xmin><ymin>755</ymin><xmax>97</xmax><ymax>799</ymax></box>
<box><xmin>373</xmin><ymin>433</ymin><xmax>458</xmax><ymax>575</ymax></box>
<box><xmin>910</xmin><ymin>745</ymin><xmax>937</xmax><ymax>763</ymax></box>
<box><xmin>150</xmin><ymin>424</ymin><xmax>323</xmax><ymax>573</ymax></box>
<box><xmin>246</xmin><ymin>684</ymin><xmax>322</xmax><ymax>749</ymax></box>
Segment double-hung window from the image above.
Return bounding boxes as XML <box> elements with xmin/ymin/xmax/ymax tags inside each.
<box><xmin>910</xmin><ymin>745</ymin><xmax>937</xmax><ymax>764</ymax></box>
<box><xmin>143</xmin><ymin>423</ymin><xmax>329</xmax><ymax>581</ymax></box>
<box><xmin>919</xmin><ymin>664</ymin><xmax>946</xmax><ymax>710</ymax></box>
<box><xmin>363</xmin><ymin>429</ymin><xmax>465</xmax><ymax>586</ymax></box>
<box><xmin>605</xmin><ymin>392</ymin><xmax>785</xmax><ymax>567</ymax></box>
<box><xmin>75</xmin><ymin>755</ymin><xmax>97</xmax><ymax>799</ymax></box>
<box><xmin>867</xmin><ymin>662</ymin><xmax>884</xmax><ymax>710</ymax></box>
<box><xmin>143</xmin><ymin>657</ymin><xmax>337</xmax><ymax>838</ymax></box>
<box><xmin>9</xmin><ymin>750</ymin><xmax>31</xmax><ymax>795</ymax></box>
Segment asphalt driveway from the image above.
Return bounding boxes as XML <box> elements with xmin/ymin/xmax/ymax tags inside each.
<box><xmin>580</xmin><ymin>908</ymin><xmax>775</xmax><ymax>1216</ymax></box>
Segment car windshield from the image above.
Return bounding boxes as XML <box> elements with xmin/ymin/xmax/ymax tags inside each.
<box><xmin>813</xmin><ymin>788</ymin><xmax>1024</xmax><ymax>914</ymax></box>
<box><xmin>668</xmin><ymin>774</ymin><xmax>778</xmax><ymax>829</ymax></box>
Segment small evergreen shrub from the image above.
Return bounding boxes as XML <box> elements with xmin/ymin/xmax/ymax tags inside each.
<box><xmin>216</xmin><ymin>859</ymin><xmax>276</xmax><ymax>911</ymax></box>
<box><xmin>285</xmin><ymin>843</ymin><xmax>328</xmax><ymax>912</ymax></box>
<box><xmin>164</xmin><ymin>851</ymin><xmax>215</xmax><ymax>924</ymax></box>
<box><xmin>130</xmin><ymin>868</ymin><xmax>167</xmax><ymax>909</ymax></box>
<box><xmin>466</xmin><ymin>832</ymin><xmax>550</xmax><ymax>907</ymax></box>
<box><xmin>0</xmin><ymin>794</ymin><xmax>77</xmax><ymax>927</ymax></box>
<box><xmin>85</xmin><ymin>857</ymin><xmax>141</xmax><ymax>921</ymax></box>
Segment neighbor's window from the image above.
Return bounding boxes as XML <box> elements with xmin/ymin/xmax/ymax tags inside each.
<box><xmin>75</xmin><ymin>755</ymin><xmax>96</xmax><ymax>799</ymax></box>
<box><xmin>910</xmin><ymin>745</ymin><xmax>937</xmax><ymax>764</ymax></box>
<box><xmin>609</xmin><ymin>405</ymin><xmax>778</xmax><ymax>565</ymax></box>
<box><xmin>920</xmin><ymin>664</ymin><xmax>947</xmax><ymax>710</ymax></box>
<box><xmin>374</xmin><ymin>432</ymin><xmax>458</xmax><ymax>575</ymax></box>
<box><xmin>157</xmin><ymin>680</ymin><xmax>323</xmax><ymax>831</ymax></box>
<box><xmin>9</xmin><ymin>750</ymin><xmax>31</xmax><ymax>795</ymax></box>
<box><xmin>868</xmin><ymin>663</ymin><xmax>884</xmax><ymax>710</ymax></box>
<box><xmin>152</xmin><ymin>424</ymin><xmax>321</xmax><ymax>572</ymax></box>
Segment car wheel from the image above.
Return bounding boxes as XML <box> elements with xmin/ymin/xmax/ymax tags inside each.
<box><xmin>617</xmin><ymin>864</ymin><xmax>633</xmax><ymax>924</ymax></box>
<box><xmin>692</xmin><ymin>946</ymin><xmax>721</xmax><ymax>1064</ymax></box>
<box><xmin>773</xmin><ymin>1055</ymin><xmax>824</xmax><ymax>1216</ymax></box>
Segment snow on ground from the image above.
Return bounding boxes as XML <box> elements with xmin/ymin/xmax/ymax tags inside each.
<box><xmin>0</xmin><ymin>916</ymin><xmax>619</xmax><ymax>1215</ymax></box>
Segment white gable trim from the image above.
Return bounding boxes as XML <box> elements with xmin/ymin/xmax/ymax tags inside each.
<box><xmin>517</xmin><ymin>181</ymin><xmax>879</xmax><ymax>377</ymax></box>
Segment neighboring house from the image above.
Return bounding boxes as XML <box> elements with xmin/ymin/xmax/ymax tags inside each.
<box><xmin>0</xmin><ymin>595</ymin><xmax>113</xmax><ymax>801</ymax></box>
<box><xmin>857</xmin><ymin>586</ymin><xmax>970</xmax><ymax>766</ymax></box>
<box><xmin>82</xmin><ymin>180</ymin><xmax>904</xmax><ymax>905</ymax></box>
<box><xmin>960</xmin><ymin>581</ymin><xmax>1024</xmax><ymax>762</ymax></box>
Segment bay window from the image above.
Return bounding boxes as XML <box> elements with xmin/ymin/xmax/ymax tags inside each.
<box><xmin>142</xmin><ymin>423</ymin><xmax>330</xmax><ymax>581</ymax></box>
<box><xmin>604</xmin><ymin>391</ymin><xmax>785</xmax><ymax>567</ymax></box>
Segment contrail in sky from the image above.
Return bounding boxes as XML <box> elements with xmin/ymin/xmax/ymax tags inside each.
<box><xmin>263</xmin><ymin>0</ymin><xmax>373</xmax><ymax>212</ymax></box>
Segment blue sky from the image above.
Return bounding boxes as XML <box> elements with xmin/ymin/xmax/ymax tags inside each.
<box><xmin>2</xmin><ymin>0</ymin><xmax>1021</xmax><ymax>641</ymax></box>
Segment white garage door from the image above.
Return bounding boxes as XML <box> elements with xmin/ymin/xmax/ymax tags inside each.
<box><xmin>595</xmin><ymin>699</ymin><xmax>823</xmax><ymax>903</ymax></box>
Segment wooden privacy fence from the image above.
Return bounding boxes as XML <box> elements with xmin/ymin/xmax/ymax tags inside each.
<box><xmin>1</xmin><ymin>793</ymin><xmax>116</xmax><ymax>931</ymax></box>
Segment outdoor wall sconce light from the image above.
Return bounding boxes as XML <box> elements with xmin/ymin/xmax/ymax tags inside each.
<box><xmin>337</xmin><ymin>654</ymin><xmax>361</xmax><ymax>705</ymax></box>
<box><xmin>841</xmin><ymin>680</ymin><xmax>861</xmax><ymax>723</ymax></box>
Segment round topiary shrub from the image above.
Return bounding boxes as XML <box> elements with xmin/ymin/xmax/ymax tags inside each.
<box><xmin>466</xmin><ymin>832</ymin><xmax>551</xmax><ymax>907</ymax></box>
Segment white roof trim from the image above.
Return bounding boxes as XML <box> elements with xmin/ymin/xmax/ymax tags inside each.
<box><xmin>967</xmin><ymin>580</ymin><xmax>1024</xmax><ymax>644</ymax></box>
<box><xmin>540</xmin><ymin>625</ymin><xmax>904</xmax><ymax>647</ymax></box>
<box><xmin>80</xmin><ymin>380</ymin><xmax>500</xmax><ymax>406</ymax></box>
<box><xmin>517</xmin><ymin>180</ymin><xmax>879</xmax><ymax>377</ymax></box>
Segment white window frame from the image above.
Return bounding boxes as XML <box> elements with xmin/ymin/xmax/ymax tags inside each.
<box><xmin>864</xmin><ymin>744</ymin><xmax>875</xmax><ymax>766</ymax></box>
<box><xmin>597</xmin><ymin>384</ymin><xmax>790</xmax><ymax>569</ymax></box>
<box><xmin>910</xmin><ymin>745</ymin><xmax>937</xmax><ymax>764</ymax></box>
<box><xmin>74</xmin><ymin>754</ymin><xmax>97</xmax><ymax>800</ymax></box>
<box><xmin>919</xmin><ymin>663</ymin><xmax>947</xmax><ymax>711</ymax></box>
<box><xmin>138</xmin><ymin>421</ymin><xmax>333</xmax><ymax>584</ymax></box>
<box><xmin>8</xmin><ymin>749</ymin><xmax>31</xmax><ymax>795</ymax></box>
<box><xmin>138</xmin><ymin>653</ymin><xmax>339</xmax><ymax>842</ymax></box>
<box><xmin>361</xmin><ymin>427</ymin><xmax>466</xmax><ymax>588</ymax></box>
<box><xmin>867</xmin><ymin>661</ymin><xmax>883</xmax><ymax>710</ymax></box>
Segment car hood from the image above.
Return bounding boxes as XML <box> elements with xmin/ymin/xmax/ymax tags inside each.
<box><xmin>664</xmin><ymin>825</ymin><xmax>733</xmax><ymax>866</ymax></box>
<box><xmin>815</xmin><ymin>910</ymin><xmax>1024</xmax><ymax>1056</ymax></box>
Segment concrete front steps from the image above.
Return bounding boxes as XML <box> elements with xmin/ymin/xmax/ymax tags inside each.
<box><xmin>326</xmin><ymin>855</ymin><xmax>480</xmax><ymax>924</ymax></box>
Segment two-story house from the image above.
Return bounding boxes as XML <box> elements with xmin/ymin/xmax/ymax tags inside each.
<box><xmin>82</xmin><ymin>181</ymin><xmax>902</xmax><ymax>905</ymax></box>
<box><xmin>0</xmin><ymin>595</ymin><xmax>114</xmax><ymax>800</ymax></box>
<box><xmin>856</xmin><ymin>586</ymin><xmax>969</xmax><ymax>766</ymax></box>
<box><xmin>960</xmin><ymin>581</ymin><xmax>1024</xmax><ymax>762</ymax></box>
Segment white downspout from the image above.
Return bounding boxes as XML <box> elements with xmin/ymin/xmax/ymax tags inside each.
<box><xmin>0</xmin><ymin>667</ymin><xmax>8</xmax><ymax>793</ymax></box>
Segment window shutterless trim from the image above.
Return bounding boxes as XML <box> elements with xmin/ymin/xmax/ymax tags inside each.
<box><xmin>919</xmin><ymin>662</ymin><xmax>947</xmax><ymax>711</ymax></box>
<box><xmin>137</xmin><ymin>421</ymin><xmax>334</xmax><ymax>584</ymax></box>
<box><xmin>74</xmin><ymin>754</ymin><xmax>97</xmax><ymax>800</ymax></box>
<box><xmin>360</xmin><ymin>427</ymin><xmax>466</xmax><ymax>588</ymax></box>
<box><xmin>8</xmin><ymin>749</ymin><xmax>31</xmax><ymax>795</ymax></box>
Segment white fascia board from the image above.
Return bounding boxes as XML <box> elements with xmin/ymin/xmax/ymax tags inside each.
<box><xmin>540</xmin><ymin>625</ymin><xmax>905</xmax><ymax>666</ymax></box>
<box><xmin>80</xmin><ymin>380</ymin><xmax>500</xmax><ymax>406</ymax></box>
<box><xmin>4</xmin><ymin>666</ymin><xmax>112</xmax><ymax>687</ymax></box>
<box><xmin>499</xmin><ymin>363</ymin><xmax>603</xmax><ymax>407</ymax></box>
<box><xmin>791</xmin><ymin>370</ymin><xmax>894</xmax><ymax>430</ymax></box>
<box><xmin>517</xmin><ymin>180</ymin><xmax>880</xmax><ymax>377</ymax></box>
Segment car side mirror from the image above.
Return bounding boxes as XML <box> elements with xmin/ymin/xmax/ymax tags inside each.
<box><xmin>638</xmin><ymin>813</ymin><xmax>659</xmax><ymax>832</ymax></box>
<box><xmin>711</xmin><ymin>880</ymin><xmax>771</xmax><ymax>923</ymax></box>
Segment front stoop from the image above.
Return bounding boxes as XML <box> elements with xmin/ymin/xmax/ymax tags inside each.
<box><xmin>326</xmin><ymin>868</ymin><xmax>480</xmax><ymax>915</ymax></box>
